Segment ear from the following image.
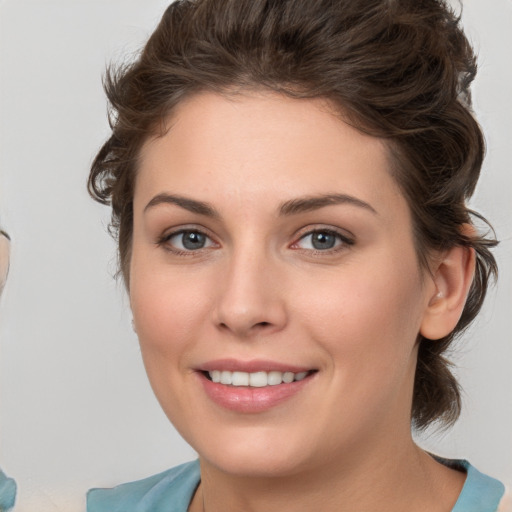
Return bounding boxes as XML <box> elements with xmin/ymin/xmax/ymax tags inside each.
<box><xmin>420</xmin><ymin>242</ymin><xmax>476</xmax><ymax>341</ymax></box>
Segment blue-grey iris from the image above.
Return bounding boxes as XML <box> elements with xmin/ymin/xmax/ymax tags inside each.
<box><xmin>182</xmin><ymin>231</ymin><xmax>206</xmax><ymax>250</ymax></box>
<box><xmin>312</xmin><ymin>232</ymin><xmax>336</xmax><ymax>250</ymax></box>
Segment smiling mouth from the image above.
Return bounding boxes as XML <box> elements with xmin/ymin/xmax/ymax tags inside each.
<box><xmin>203</xmin><ymin>370</ymin><xmax>317</xmax><ymax>387</ymax></box>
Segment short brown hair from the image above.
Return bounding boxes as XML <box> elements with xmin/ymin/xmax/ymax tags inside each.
<box><xmin>89</xmin><ymin>0</ymin><xmax>498</xmax><ymax>430</ymax></box>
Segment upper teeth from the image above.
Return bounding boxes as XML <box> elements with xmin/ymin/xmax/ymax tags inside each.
<box><xmin>208</xmin><ymin>370</ymin><xmax>309</xmax><ymax>387</ymax></box>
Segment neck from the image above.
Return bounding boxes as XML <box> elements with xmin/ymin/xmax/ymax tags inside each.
<box><xmin>191</xmin><ymin>435</ymin><xmax>465</xmax><ymax>512</ymax></box>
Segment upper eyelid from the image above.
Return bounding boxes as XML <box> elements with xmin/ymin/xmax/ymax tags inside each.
<box><xmin>293</xmin><ymin>225</ymin><xmax>354</xmax><ymax>242</ymax></box>
<box><xmin>159</xmin><ymin>225</ymin><xmax>215</xmax><ymax>241</ymax></box>
<box><xmin>289</xmin><ymin>228</ymin><xmax>355</xmax><ymax>254</ymax></box>
<box><xmin>155</xmin><ymin>228</ymin><xmax>215</xmax><ymax>253</ymax></box>
<box><xmin>157</xmin><ymin>228</ymin><xmax>218</xmax><ymax>255</ymax></box>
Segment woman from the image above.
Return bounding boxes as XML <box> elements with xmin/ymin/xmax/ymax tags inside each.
<box><xmin>87</xmin><ymin>0</ymin><xmax>506</xmax><ymax>510</ymax></box>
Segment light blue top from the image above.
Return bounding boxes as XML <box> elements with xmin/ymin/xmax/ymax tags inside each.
<box><xmin>0</xmin><ymin>468</ymin><xmax>16</xmax><ymax>511</ymax></box>
<box><xmin>87</xmin><ymin>458</ymin><xmax>505</xmax><ymax>512</ymax></box>
<box><xmin>448</xmin><ymin>460</ymin><xmax>505</xmax><ymax>512</ymax></box>
<box><xmin>88</xmin><ymin>461</ymin><xmax>200</xmax><ymax>512</ymax></box>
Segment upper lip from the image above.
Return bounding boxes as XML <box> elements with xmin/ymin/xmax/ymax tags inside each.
<box><xmin>196</xmin><ymin>358</ymin><xmax>313</xmax><ymax>373</ymax></box>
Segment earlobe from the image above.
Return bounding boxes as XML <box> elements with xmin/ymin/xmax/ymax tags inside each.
<box><xmin>420</xmin><ymin>244</ymin><xmax>476</xmax><ymax>340</ymax></box>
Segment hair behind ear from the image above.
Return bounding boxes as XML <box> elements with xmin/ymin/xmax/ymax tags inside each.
<box><xmin>413</xmin><ymin>338</ymin><xmax>461</xmax><ymax>430</ymax></box>
<box><xmin>413</xmin><ymin>223</ymin><xmax>498</xmax><ymax>430</ymax></box>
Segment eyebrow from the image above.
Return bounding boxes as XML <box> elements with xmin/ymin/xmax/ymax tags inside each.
<box><xmin>144</xmin><ymin>193</ymin><xmax>219</xmax><ymax>218</ymax></box>
<box><xmin>144</xmin><ymin>192</ymin><xmax>378</xmax><ymax>217</ymax></box>
<box><xmin>279</xmin><ymin>194</ymin><xmax>378</xmax><ymax>216</ymax></box>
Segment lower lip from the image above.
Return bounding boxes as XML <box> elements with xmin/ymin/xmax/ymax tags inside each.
<box><xmin>198</xmin><ymin>372</ymin><xmax>315</xmax><ymax>413</ymax></box>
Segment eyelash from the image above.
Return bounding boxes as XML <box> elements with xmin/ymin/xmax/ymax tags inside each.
<box><xmin>157</xmin><ymin>228</ymin><xmax>216</xmax><ymax>256</ymax></box>
<box><xmin>292</xmin><ymin>228</ymin><xmax>354</xmax><ymax>255</ymax></box>
<box><xmin>156</xmin><ymin>227</ymin><xmax>354</xmax><ymax>256</ymax></box>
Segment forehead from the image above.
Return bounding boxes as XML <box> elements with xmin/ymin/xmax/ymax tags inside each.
<box><xmin>135</xmin><ymin>91</ymin><xmax>405</xmax><ymax>219</ymax></box>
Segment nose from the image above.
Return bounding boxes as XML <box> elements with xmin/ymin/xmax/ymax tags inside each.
<box><xmin>213</xmin><ymin>247</ymin><xmax>288</xmax><ymax>339</ymax></box>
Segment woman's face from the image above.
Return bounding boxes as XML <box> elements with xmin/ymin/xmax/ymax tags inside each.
<box><xmin>130</xmin><ymin>91</ymin><xmax>436</xmax><ymax>477</ymax></box>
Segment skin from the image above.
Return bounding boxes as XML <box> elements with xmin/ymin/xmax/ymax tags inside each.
<box><xmin>129</xmin><ymin>91</ymin><xmax>473</xmax><ymax>512</ymax></box>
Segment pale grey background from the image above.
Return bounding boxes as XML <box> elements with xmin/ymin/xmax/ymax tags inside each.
<box><xmin>0</xmin><ymin>1</ymin><xmax>510</xmax><ymax>510</ymax></box>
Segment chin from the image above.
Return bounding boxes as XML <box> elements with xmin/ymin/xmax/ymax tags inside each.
<box><xmin>203</xmin><ymin>449</ymin><xmax>311</xmax><ymax>479</ymax></box>
<box><xmin>187</xmin><ymin>425</ymin><xmax>318</xmax><ymax>478</ymax></box>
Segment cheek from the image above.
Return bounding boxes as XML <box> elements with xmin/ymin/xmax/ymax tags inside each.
<box><xmin>292</xmin><ymin>256</ymin><xmax>425</xmax><ymax>439</ymax></box>
<box><xmin>128</xmin><ymin>261</ymin><xmax>217</xmax><ymax>430</ymax></box>
<box><xmin>129</xmin><ymin>256</ymin><xmax>213</xmax><ymax>366</ymax></box>
<box><xmin>298</xmin><ymin>252</ymin><xmax>425</xmax><ymax>379</ymax></box>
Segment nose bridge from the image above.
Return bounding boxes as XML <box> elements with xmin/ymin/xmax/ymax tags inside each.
<box><xmin>214</xmin><ymin>238</ymin><xmax>287</xmax><ymax>337</ymax></box>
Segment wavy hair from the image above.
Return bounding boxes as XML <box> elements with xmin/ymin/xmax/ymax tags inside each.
<box><xmin>88</xmin><ymin>0</ymin><xmax>498</xmax><ymax>430</ymax></box>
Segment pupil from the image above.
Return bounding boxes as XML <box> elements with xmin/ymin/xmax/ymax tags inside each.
<box><xmin>312</xmin><ymin>232</ymin><xmax>335</xmax><ymax>250</ymax></box>
<box><xmin>182</xmin><ymin>231</ymin><xmax>206</xmax><ymax>250</ymax></box>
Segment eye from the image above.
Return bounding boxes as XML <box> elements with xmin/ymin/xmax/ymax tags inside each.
<box><xmin>162</xmin><ymin>229</ymin><xmax>216</xmax><ymax>252</ymax></box>
<box><xmin>293</xmin><ymin>229</ymin><xmax>353</xmax><ymax>252</ymax></box>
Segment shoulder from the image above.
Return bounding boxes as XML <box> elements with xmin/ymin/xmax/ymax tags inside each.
<box><xmin>87</xmin><ymin>460</ymin><xmax>200</xmax><ymax>512</ymax></box>
<box><xmin>444</xmin><ymin>459</ymin><xmax>506</xmax><ymax>512</ymax></box>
